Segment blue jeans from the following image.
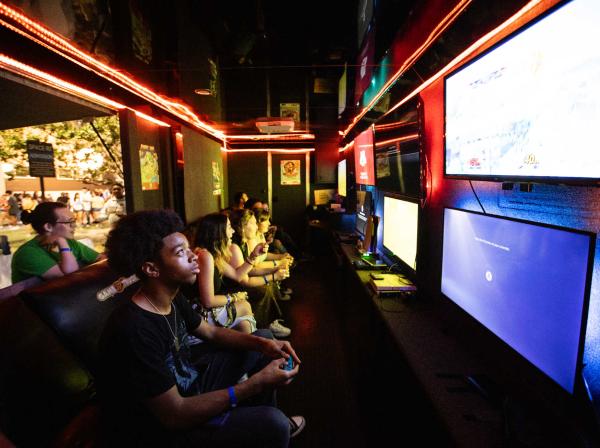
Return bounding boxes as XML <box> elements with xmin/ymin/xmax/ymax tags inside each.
<box><xmin>179</xmin><ymin>329</ymin><xmax>290</xmax><ymax>447</ymax></box>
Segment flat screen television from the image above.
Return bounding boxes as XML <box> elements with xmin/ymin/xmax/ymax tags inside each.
<box><xmin>441</xmin><ymin>208</ymin><xmax>595</xmax><ymax>394</ymax></box>
<box><xmin>355</xmin><ymin>190</ymin><xmax>372</xmax><ymax>236</ymax></box>
<box><xmin>382</xmin><ymin>195</ymin><xmax>419</xmax><ymax>272</ymax></box>
<box><xmin>353</xmin><ymin>128</ymin><xmax>375</xmax><ymax>186</ymax></box>
<box><xmin>444</xmin><ymin>0</ymin><xmax>600</xmax><ymax>183</ymax></box>
<box><xmin>376</xmin><ymin>137</ymin><xmax>420</xmax><ymax>197</ymax></box>
<box><xmin>338</xmin><ymin>159</ymin><xmax>347</xmax><ymax>197</ymax></box>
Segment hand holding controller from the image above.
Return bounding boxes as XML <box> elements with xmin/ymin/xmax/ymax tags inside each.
<box><xmin>282</xmin><ymin>356</ymin><xmax>294</xmax><ymax>371</ymax></box>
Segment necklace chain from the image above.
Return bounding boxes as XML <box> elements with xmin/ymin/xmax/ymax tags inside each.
<box><xmin>139</xmin><ymin>289</ymin><xmax>180</xmax><ymax>351</ymax></box>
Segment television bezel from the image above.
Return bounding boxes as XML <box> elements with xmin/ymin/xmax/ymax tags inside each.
<box><xmin>440</xmin><ymin>206</ymin><xmax>596</xmax><ymax>395</ymax></box>
<box><xmin>381</xmin><ymin>193</ymin><xmax>420</xmax><ymax>275</ymax></box>
<box><xmin>443</xmin><ymin>0</ymin><xmax>600</xmax><ymax>185</ymax></box>
<box><xmin>375</xmin><ymin>137</ymin><xmax>422</xmax><ymax>197</ymax></box>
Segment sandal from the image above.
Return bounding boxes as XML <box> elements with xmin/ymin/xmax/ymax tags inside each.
<box><xmin>289</xmin><ymin>415</ymin><xmax>306</xmax><ymax>438</ymax></box>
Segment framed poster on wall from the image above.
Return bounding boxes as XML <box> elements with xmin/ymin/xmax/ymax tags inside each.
<box><xmin>281</xmin><ymin>160</ymin><xmax>301</xmax><ymax>185</ymax></box>
<box><xmin>139</xmin><ymin>144</ymin><xmax>159</xmax><ymax>190</ymax></box>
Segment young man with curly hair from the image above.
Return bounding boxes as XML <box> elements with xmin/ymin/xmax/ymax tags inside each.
<box><xmin>98</xmin><ymin>209</ymin><xmax>305</xmax><ymax>447</ymax></box>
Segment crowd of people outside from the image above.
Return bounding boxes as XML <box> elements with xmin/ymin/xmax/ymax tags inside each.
<box><xmin>0</xmin><ymin>184</ymin><xmax>126</xmax><ymax>228</ymax></box>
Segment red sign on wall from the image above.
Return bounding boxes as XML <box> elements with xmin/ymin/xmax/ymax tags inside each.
<box><xmin>353</xmin><ymin>128</ymin><xmax>375</xmax><ymax>186</ymax></box>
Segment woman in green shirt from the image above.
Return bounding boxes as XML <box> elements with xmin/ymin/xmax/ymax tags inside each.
<box><xmin>11</xmin><ymin>201</ymin><xmax>103</xmax><ymax>283</ymax></box>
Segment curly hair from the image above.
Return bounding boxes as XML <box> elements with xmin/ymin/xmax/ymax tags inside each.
<box><xmin>190</xmin><ymin>213</ymin><xmax>232</xmax><ymax>273</ymax></box>
<box><xmin>105</xmin><ymin>209</ymin><xmax>184</xmax><ymax>278</ymax></box>
<box><xmin>21</xmin><ymin>201</ymin><xmax>67</xmax><ymax>234</ymax></box>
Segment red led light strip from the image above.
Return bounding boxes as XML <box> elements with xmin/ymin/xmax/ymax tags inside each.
<box><xmin>221</xmin><ymin>147</ymin><xmax>315</xmax><ymax>154</ymax></box>
<box><xmin>0</xmin><ymin>53</ymin><xmax>170</xmax><ymax>127</ymax></box>
<box><xmin>381</xmin><ymin>0</ymin><xmax>544</xmax><ymax>119</ymax></box>
<box><xmin>0</xmin><ymin>2</ymin><xmax>223</xmax><ymax>139</ymax></box>
<box><xmin>341</xmin><ymin>0</ymin><xmax>472</xmax><ymax>138</ymax></box>
<box><xmin>228</xmin><ymin>133</ymin><xmax>315</xmax><ymax>141</ymax></box>
<box><xmin>374</xmin><ymin>134</ymin><xmax>420</xmax><ymax>148</ymax></box>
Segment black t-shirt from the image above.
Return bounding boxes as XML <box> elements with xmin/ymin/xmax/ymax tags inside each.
<box><xmin>98</xmin><ymin>293</ymin><xmax>203</xmax><ymax>447</ymax></box>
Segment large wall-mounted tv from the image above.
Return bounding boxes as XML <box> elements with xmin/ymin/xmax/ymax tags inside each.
<box><xmin>382</xmin><ymin>195</ymin><xmax>419</xmax><ymax>272</ymax></box>
<box><xmin>444</xmin><ymin>0</ymin><xmax>600</xmax><ymax>183</ymax></box>
<box><xmin>376</xmin><ymin>138</ymin><xmax>420</xmax><ymax>197</ymax></box>
<box><xmin>441</xmin><ymin>208</ymin><xmax>595</xmax><ymax>394</ymax></box>
<box><xmin>354</xmin><ymin>128</ymin><xmax>375</xmax><ymax>186</ymax></box>
<box><xmin>355</xmin><ymin>190</ymin><xmax>372</xmax><ymax>236</ymax></box>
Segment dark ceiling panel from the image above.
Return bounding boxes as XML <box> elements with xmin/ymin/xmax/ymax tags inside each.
<box><xmin>0</xmin><ymin>75</ymin><xmax>113</xmax><ymax>130</ymax></box>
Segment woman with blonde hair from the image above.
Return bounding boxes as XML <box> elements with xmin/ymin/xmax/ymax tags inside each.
<box><xmin>229</xmin><ymin>209</ymin><xmax>291</xmax><ymax>337</ymax></box>
<box><xmin>187</xmin><ymin>213</ymin><xmax>268</xmax><ymax>333</ymax></box>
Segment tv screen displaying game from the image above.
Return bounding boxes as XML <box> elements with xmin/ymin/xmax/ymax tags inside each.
<box><xmin>441</xmin><ymin>208</ymin><xmax>595</xmax><ymax>393</ymax></box>
<box><xmin>444</xmin><ymin>0</ymin><xmax>600</xmax><ymax>182</ymax></box>
<box><xmin>382</xmin><ymin>195</ymin><xmax>419</xmax><ymax>271</ymax></box>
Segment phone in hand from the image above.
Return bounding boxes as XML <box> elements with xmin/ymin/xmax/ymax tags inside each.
<box><xmin>265</xmin><ymin>226</ymin><xmax>276</xmax><ymax>240</ymax></box>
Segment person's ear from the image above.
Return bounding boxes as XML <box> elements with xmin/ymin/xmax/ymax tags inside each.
<box><xmin>43</xmin><ymin>222</ymin><xmax>54</xmax><ymax>234</ymax></box>
<box><xmin>141</xmin><ymin>260</ymin><xmax>160</xmax><ymax>278</ymax></box>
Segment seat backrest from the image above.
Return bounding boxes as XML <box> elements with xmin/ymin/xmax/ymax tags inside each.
<box><xmin>19</xmin><ymin>260</ymin><xmax>135</xmax><ymax>374</ymax></box>
<box><xmin>0</xmin><ymin>276</ymin><xmax>43</xmax><ymax>301</ymax></box>
<box><xmin>0</xmin><ymin>294</ymin><xmax>95</xmax><ymax>447</ymax></box>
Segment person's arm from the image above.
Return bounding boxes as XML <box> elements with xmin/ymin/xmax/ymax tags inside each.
<box><xmin>145</xmin><ymin>358</ymin><xmax>297</xmax><ymax>429</ymax></box>
<box><xmin>145</xmin><ymin>321</ymin><xmax>301</xmax><ymax>430</ymax></box>
<box><xmin>37</xmin><ymin>237</ymin><xmax>79</xmax><ymax>280</ymax></box>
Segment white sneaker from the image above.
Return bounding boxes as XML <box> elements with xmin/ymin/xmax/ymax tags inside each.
<box><xmin>269</xmin><ymin>319</ymin><xmax>291</xmax><ymax>337</ymax></box>
<box><xmin>279</xmin><ymin>293</ymin><xmax>291</xmax><ymax>301</ymax></box>
<box><xmin>282</xmin><ymin>287</ymin><xmax>293</xmax><ymax>295</ymax></box>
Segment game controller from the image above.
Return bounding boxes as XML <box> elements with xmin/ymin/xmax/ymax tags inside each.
<box><xmin>282</xmin><ymin>356</ymin><xmax>294</xmax><ymax>371</ymax></box>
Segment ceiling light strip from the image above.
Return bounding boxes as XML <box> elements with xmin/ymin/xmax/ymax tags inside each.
<box><xmin>221</xmin><ymin>147</ymin><xmax>315</xmax><ymax>154</ymax></box>
<box><xmin>382</xmin><ymin>0</ymin><xmax>544</xmax><ymax>119</ymax></box>
<box><xmin>228</xmin><ymin>133</ymin><xmax>315</xmax><ymax>140</ymax></box>
<box><xmin>374</xmin><ymin>134</ymin><xmax>420</xmax><ymax>148</ymax></box>
<box><xmin>341</xmin><ymin>0</ymin><xmax>472</xmax><ymax>138</ymax></box>
<box><xmin>0</xmin><ymin>3</ymin><xmax>224</xmax><ymax>140</ymax></box>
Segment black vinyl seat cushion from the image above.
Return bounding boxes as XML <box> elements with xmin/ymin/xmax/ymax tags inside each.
<box><xmin>19</xmin><ymin>260</ymin><xmax>135</xmax><ymax>375</ymax></box>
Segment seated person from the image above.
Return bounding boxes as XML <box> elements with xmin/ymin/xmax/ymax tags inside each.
<box><xmin>246</xmin><ymin>199</ymin><xmax>304</xmax><ymax>260</ymax></box>
<box><xmin>232</xmin><ymin>191</ymin><xmax>249</xmax><ymax>210</ymax></box>
<box><xmin>186</xmin><ymin>213</ymin><xmax>266</xmax><ymax>333</ymax></box>
<box><xmin>255</xmin><ymin>208</ymin><xmax>294</xmax><ymax>296</ymax></box>
<box><xmin>98</xmin><ymin>209</ymin><xmax>304</xmax><ymax>447</ymax></box>
<box><xmin>11</xmin><ymin>201</ymin><xmax>103</xmax><ymax>283</ymax></box>
<box><xmin>229</xmin><ymin>209</ymin><xmax>291</xmax><ymax>337</ymax></box>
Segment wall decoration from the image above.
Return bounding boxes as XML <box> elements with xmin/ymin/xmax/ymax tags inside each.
<box><xmin>139</xmin><ymin>144</ymin><xmax>159</xmax><ymax>190</ymax></box>
<box><xmin>212</xmin><ymin>161</ymin><xmax>222</xmax><ymax>195</ymax></box>
<box><xmin>281</xmin><ymin>160</ymin><xmax>301</xmax><ymax>185</ymax></box>
<box><xmin>280</xmin><ymin>103</ymin><xmax>300</xmax><ymax>123</ymax></box>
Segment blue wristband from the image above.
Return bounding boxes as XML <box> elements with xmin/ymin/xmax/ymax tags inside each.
<box><xmin>227</xmin><ymin>386</ymin><xmax>238</xmax><ymax>408</ymax></box>
<box><xmin>226</xmin><ymin>294</ymin><xmax>231</xmax><ymax>306</ymax></box>
<box><xmin>59</xmin><ymin>247</ymin><xmax>72</xmax><ymax>253</ymax></box>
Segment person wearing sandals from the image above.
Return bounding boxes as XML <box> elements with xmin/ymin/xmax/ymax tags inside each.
<box><xmin>98</xmin><ymin>209</ymin><xmax>305</xmax><ymax>447</ymax></box>
<box><xmin>186</xmin><ymin>213</ymin><xmax>263</xmax><ymax>333</ymax></box>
